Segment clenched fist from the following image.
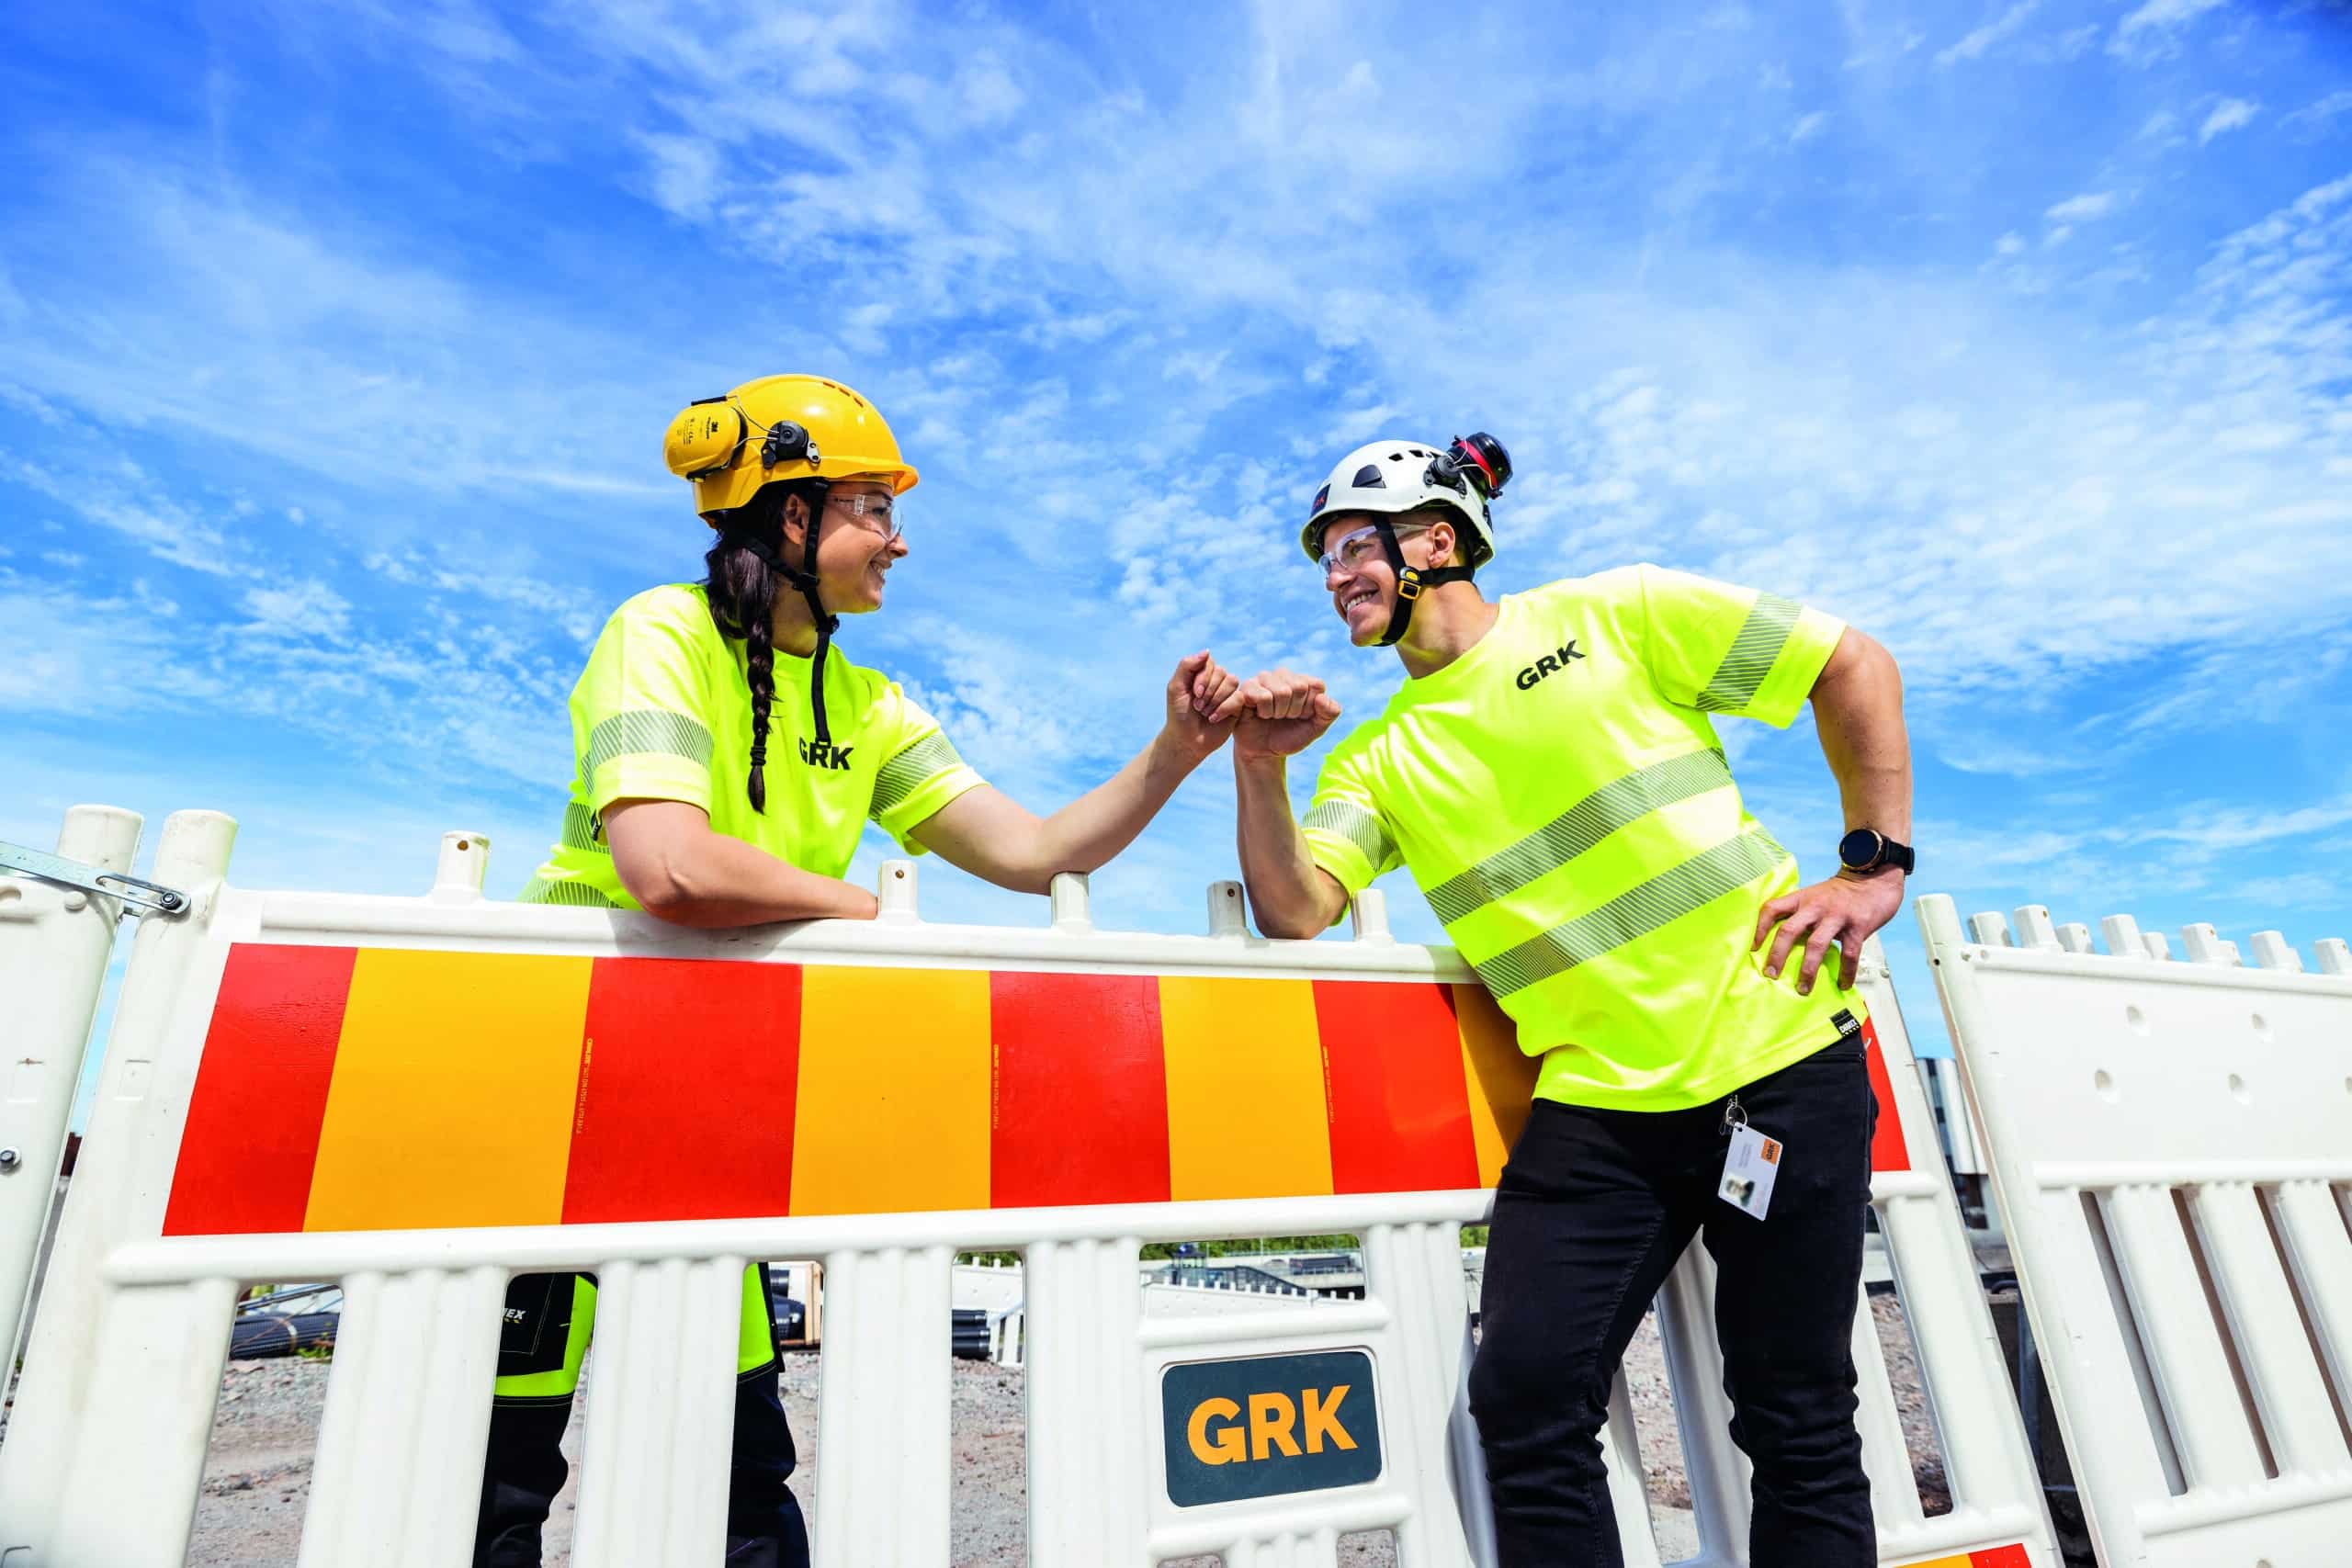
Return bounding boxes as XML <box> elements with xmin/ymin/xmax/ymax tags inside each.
<box><xmin>1162</xmin><ymin>651</ymin><xmax>1245</xmax><ymax>760</ymax></box>
<box><xmin>1233</xmin><ymin>669</ymin><xmax>1342</xmax><ymax>763</ymax></box>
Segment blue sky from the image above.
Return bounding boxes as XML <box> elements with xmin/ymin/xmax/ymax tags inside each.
<box><xmin>6</xmin><ymin>0</ymin><xmax>2351</xmax><ymax>1118</ymax></box>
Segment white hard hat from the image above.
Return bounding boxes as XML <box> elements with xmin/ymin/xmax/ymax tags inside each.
<box><xmin>1299</xmin><ymin>434</ymin><xmax>1507</xmax><ymax>569</ymax></box>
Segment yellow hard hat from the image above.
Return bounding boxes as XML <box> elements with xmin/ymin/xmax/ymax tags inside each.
<box><xmin>662</xmin><ymin>374</ymin><xmax>920</xmax><ymax>520</ymax></box>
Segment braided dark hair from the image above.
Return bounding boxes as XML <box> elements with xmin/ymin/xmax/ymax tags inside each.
<box><xmin>703</xmin><ymin>480</ymin><xmax>824</xmax><ymax>813</ymax></box>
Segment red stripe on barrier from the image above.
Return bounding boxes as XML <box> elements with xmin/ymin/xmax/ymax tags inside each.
<box><xmin>1968</xmin><ymin>1546</ymin><xmax>2032</xmax><ymax>1568</ymax></box>
<box><xmin>1315</xmin><ymin>980</ymin><xmax>1481</xmax><ymax>1193</ymax></box>
<box><xmin>163</xmin><ymin>944</ymin><xmax>356</xmax><ymax>1236</ymax></box>
<box><xmin>1863</xmin><ymin>1017</ymin><xmax>1910</xmax><ymax>1174</ymax></box>
<box><xmin>989</xmin><ymin>972</ymin><xmax>1170</xmax><ymax>1208</ymax></box>
<box><xmin>560</xmin><ymin>957</ymin><xmax>801</xmax><ymax>1224</ymax></box>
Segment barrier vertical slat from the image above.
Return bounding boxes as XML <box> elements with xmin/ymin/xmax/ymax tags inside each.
<box><xmin>2190</xmin><ymin>1183</ymin><xmax>2352</xmax><ymax>1474</ymax></box>
<box><xmin>1228</xmin><ymin>1526</ymin><xmax>1340</xmax><ymax>1567</ymax></box>
<box><xmin>814</xmin><ymin>1245</ymin><xmax>953</xmax><ymax>1567</ymax></box>
<box><xmin>1600</xmin><ymin>1375</ymin><xmax>1665</xmax><ymax>1568</ymax></box>
<box><xmin>1366</xmin><ymin>1219</ymin><xmax>1476</xmax><ymax>1568</ymax></box>
<box><xmin>1849</xmin><ymin>1278</ymin><xmax>1926</xmax><ymax>1532</ymax></box>
<box><xmin>0</xmin><ymin>809</ymin><xmax>238</xmax><ymax>1560</ymax></box>
<box><xmin>2271</xmin><ymin>1181</ymin><xmax>2352</xmax><ymax>1439</ymax></box>
<box><xmin>49</xmin><ymin>1278</ymin><xmax>238</xmax><ymax>1564</ymax></box>
<box><xmin>300</xmin><ymin>1266</ymin><xmax>507</xmax><ymax>1568</ymax></box>
<box><xmin>1</xmin><ymin>805</ymin><xmax>141</xmax><ymax>1365</ymax></box>
<box><xmin>1027</xmin><ymin>1235</ymin><xmax>1147</xmax><ymax>1567</ymax></box>
<box><xmin>572</xmin><ymin>1255</ymin><xmax>742</xmax><ymax>1567</ymax></box>
<box><xmin>2098</xmin><ymin>1182</ymin><xmax>2268</xmax><ymax>1488</ymax></box>
<box><xmin>1657</xmin><ymin>1245</ymin><xmax>1748</xmax><ymax>1555</ymax></box>
<box><xmin>1445</xmin><ymin>1314</ymin><xmax>1498</xmax><ymax>1568</ymax></box>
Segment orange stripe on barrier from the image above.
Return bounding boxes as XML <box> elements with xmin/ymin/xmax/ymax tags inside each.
<box><xmin>789</xmin><ymin>964</ymin><xmax>990</xmax><ymax>1214</ymax></box>
<box><xmin>1160</xmin><ymin>977</ymin><xmax>1332</xmax><ymax>1201</ymax></box>
<box><xmin>1451</xmin><ymin>984</ymin><xmax>1536</xmax><ymax>1187</ymax></box>
<box><xmin>304</xmin><ymin>950</ymin><xmax>592</xmax><ymax>1232</ymax></box>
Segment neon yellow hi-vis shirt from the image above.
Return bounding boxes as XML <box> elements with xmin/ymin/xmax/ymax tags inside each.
<box><xmin>1302</xmin><ymin>565</ymin><xmax>1860</xmax><ymax>1112</ymax></box>
<box><xmin>520</xmin><ymin>583</ymin><xmax>986</xmax><ymax>909</ymax></box>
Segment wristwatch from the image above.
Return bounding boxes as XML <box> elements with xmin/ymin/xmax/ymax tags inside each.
<box><xmin>1838</xmin><ymin>828</ymin><xmax>1915</xmax><ymax>875</ymax></box>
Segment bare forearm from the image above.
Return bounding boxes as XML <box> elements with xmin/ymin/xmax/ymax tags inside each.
<box><xmin>627</xmin><ymin>830</ymin><xmax>877</xmax><ymax>928</ymax></box>
<box><xmin>1234</xmin><ymin>755</ymin><xmax>1341</xmax><ymax>937</ymax></box>
<box><xmin>923</xmin><ymin>732</ymin><xmax>1214</xmax><ymax>896</ymax></box>
<box><xmin>1014</xmin><ymin>731</ymin><xmax>1205</xmax><ymax>891</ymax></box>
<box><xmin>1811</xmin><ymin>633</ymin><xmax>1911</xmax><ymax>840</ymax></box>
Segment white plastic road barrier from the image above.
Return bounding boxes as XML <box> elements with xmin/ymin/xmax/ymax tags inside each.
<box><xmin>0</xmin><ymin>805</ymin><xmax>142</xmax><ymax>1362</ymax></box>
<box><xmin>1</xmin><ymin>807</ymin><xmax>2051</xmax><ymax>1568</ymax></box>
<box><xmin>1922</xmin><ymin>896</ymin><xmax>2352</xmax><ymax>1568</ymax></box>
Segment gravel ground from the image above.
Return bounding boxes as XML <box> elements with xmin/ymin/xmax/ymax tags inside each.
<box><xmin>175</xmin><ymin>1294</ymin><xmax>1945</xmax><ymax>1565</ymax></box>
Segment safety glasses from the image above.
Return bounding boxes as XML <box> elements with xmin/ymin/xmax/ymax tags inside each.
<box><xmin>827</xmin><ymin>491</ymin><xmax>903</xmax><ymax>544</ymax></box>
<box><xmin>1316</xmin><ymin>523</ymin><xmax>1419</xmax><ymax>578</ymax></box>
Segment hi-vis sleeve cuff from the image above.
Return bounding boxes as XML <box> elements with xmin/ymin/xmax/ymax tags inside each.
<box><xmin>1708</xmin><ymin>603</ymin><xmax>1846</xmax><ymax>729</ymax></box>
<box><xmin>582</xmin><ymin>709</ymin><xmax>715</xmax><ymax>815</ymax></box>
<box><xmin>870</xmin><ymin>732</ymin><xmax>986</xmax><ymax>853</ymax></box>
<box><xmin>1301</xmin><ymin>799</ymin><xmax>1396</xmax><ymax>908</ymax></box>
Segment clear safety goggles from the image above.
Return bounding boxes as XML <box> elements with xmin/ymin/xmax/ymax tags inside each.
<box><xmin>827</xmin><ymin>490</ymin><xmax>903</xmax><ymax>543</ymax></box>
<box><xmin>1316</xmin><ymin>522</ymin><xmax>1419</xmax><ymax>578</ymax></box>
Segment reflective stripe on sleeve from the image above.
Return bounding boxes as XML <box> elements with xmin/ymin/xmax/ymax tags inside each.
<box><xmin>1303</xmin><ymin>801</ymin><xmax>1397</xmax><ymax>874</ymax></box>
<box><xmin>560</xmin><ymin>802</ymin><xmax>609</xmax><ymax>854</ymax></box>
<box><xmin>517</xmin><ymin>875</ymin><xmax>621</xmax><ymax>908</ymax></box>
<box><xmin>1695</xmin><ymin>593</ymin><xmax>1800</xmax><ymax>713</ymax></box>
<box><xmin>1423</xmin><ymin>748</ymin><xmax>1733</xmax><ymax>926</ymax></box>
<box><xmin>870</xmin><ymin>733</ymin><xmax>967</xmax><ymax>819</ymax></box>
<box><xmin>582</xmin><ymin>710</ymin><xmax>715</xmax><ymax>775</ymax></box>
<box><xmin>1471</xmin><ymin>829</ymin><xmax>1791</xmax><ymax>997</ymax></box>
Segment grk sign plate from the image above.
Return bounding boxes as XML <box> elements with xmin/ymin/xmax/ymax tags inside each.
<box><xmin>1160</xmin><ymin>1348</ymin><xmax>1382</xmax><ymax>1507</ymax></box>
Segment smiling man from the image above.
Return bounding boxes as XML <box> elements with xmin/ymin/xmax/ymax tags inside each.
<box><xmin>1229</xmin><ymin>433</ymin><xmax>1914</xmax><ymax>1566</ymax></box>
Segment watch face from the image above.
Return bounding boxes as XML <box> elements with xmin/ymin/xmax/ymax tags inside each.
<box><xmin>1839</xmin><ymin>829</ymin><xmax>1881</xmax><ymax>869</ymax></box>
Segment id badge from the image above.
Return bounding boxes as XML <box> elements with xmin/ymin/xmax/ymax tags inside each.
<box><xmin>1718</xmin><ymin>1123</ymin><xmax>1783</xmax><ymax>1220</ymax></box>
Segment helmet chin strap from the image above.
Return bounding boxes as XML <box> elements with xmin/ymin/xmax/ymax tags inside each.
<box><xmin>727</xmin><ymin>480</ymin><xmax>842</xmax><ymax>745</ymax></box>
<box><xmin>1369</xmin><ymin>519</ymin><xmax>1476</xmax><ymax>649</ymax></box>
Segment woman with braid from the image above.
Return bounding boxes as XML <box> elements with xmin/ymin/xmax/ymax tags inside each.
<box><xmin>479</xmin><ymin>375</ymin><xmax>1244</xmax><ymax>1567</ymax></box>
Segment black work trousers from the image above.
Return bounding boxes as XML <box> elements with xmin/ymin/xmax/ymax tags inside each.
<box><xmin>1467</xmin><ymin>1035</ymin><xmax>1877</xmax><ymax>1567</ymax></box>
<box><xmin>471</xmin><ymin>1270</ymin><xmax>809</xmax><ymax>1567</ymax></box>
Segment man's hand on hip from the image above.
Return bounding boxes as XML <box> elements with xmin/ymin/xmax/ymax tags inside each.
<box><xmin>1753</xmin><ymin>869</ymin><xmax>1905</xmax><ymax>995</ymax></box>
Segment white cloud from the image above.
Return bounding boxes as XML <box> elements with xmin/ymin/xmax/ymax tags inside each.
<box><xmin>1936</xmin><ymin>0</ymin><xmax>2041</xmax><ymax>66</ymax></box>
<box><xmin>1994</xmin><ymin>231</ymin><xmax>2027</xmax><ymax>256</ymax></box>
<box><xmin>2282</xmin><ymin>91</ymin><xmax>2352</xmax><ymax>139</ymax></box>
<box><xmin>2199</xmin><ymin>98</ymin><xmax>2259</xmax><ymax>144</ymax></box>
<box><xmin>634</xmin><ymin>131</ymin><xmax>723</xmax><ymax>220</ymax></box>
<box><xmin>2109</xmin><ymin>0</ymin><xmax>2229</xmax><ymax>65</ymax></box>
<box><xmin>240</xmin><ymin>580</ymin><xmax>353</xmax><ymax>639</ymax></box>
<box><xmin>1789</xmin><ymin>110</ymin><xmax>1830</xmax><ymax>146</ymax></box>
<box><xmin>2046</xmin><ymin>191</ymin><xmax>2118</xmax><ymax>223</ymax></box>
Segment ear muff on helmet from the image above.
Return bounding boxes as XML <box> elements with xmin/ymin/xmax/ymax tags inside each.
<box><xmin>665</xmin><ymin>397</ymin><xmax>749</xmax><ymax>479</ymax></box>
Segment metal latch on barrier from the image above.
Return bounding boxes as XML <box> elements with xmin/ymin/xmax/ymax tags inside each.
<box><xmin>0</xmin><ymin>840</ymin><xmax>187</xmax><ymax>917</ymax></box>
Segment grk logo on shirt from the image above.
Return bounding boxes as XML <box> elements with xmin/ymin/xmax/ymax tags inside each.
<box><xmin>797</xmin><ymin>739</ymin><xmax>855</xmax><ymax>770</ymax></box>
<box><xmin>1514</xmin><ymin>639</ymin><xmax>1587</xmax><ymax>691</ymax></box>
